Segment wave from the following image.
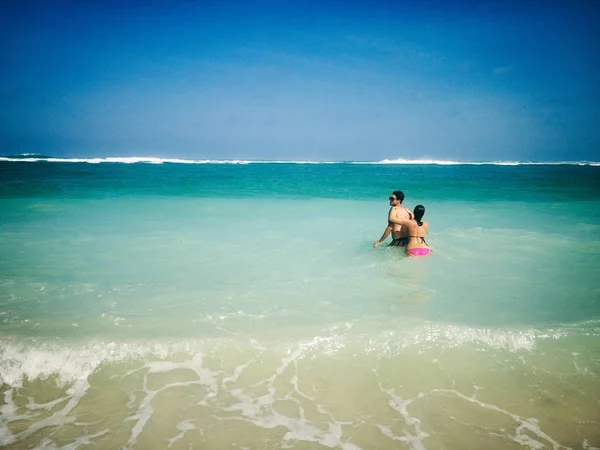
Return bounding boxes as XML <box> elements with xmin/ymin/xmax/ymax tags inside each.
<box><xmin>364</xmin><ymin>158</ymin><xmax>600</xmax><ymax>166</ymax></box>
<box><xmin>2</xmin><ymin>323</ymin><xmax>594</xmax><ymax>449</ymax></box>
<box><xmin>0</xmin><ymin>155</ymin><xmax>598</xmax><ymax>166</ymax></box>
<box><xmin>0</xmin><ymin>321</ymin><xmax>583</xmax><ymax>387</ymax></box>
<box><xmin>0</xmin><ymin>156</ymin><xmax>336</xmax><ymax>165</ymax></box>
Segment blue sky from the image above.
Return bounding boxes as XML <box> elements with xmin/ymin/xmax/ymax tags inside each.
<box><xmin>1</xmin><ymin>0</ymin><xmax>598</xmax><ymax>161</ymax></box>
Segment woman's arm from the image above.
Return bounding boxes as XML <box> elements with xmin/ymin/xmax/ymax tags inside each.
<box><xmin>388</xmin><ymin>207</ymin><xmax>413</xmax><ymax>226</ymax></box>
<box><xmin>387</xmin><ymin>216</ymin><xmax>411</xmax><ymax>226</ymax></box>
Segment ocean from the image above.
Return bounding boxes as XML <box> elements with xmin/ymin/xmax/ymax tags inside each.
<box><xmin>1</xmin><ymin>157</ymin><xmax>599</xmax><ymax>449</ymax></box>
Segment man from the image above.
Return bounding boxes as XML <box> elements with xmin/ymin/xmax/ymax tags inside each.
<box><xmin>373</xmin><ymin>190</ymin><xmax>413</xmax><ymax>248</ymax></box>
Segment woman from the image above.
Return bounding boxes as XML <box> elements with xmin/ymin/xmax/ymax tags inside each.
<box><xmin>389</xmin><ymin>205</ymin><xmax>430</xmax><ymax>256</ymax></box>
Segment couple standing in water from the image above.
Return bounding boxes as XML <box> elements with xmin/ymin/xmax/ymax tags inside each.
<box><xmin>373</xmin><ymin>190</ymin><xmax>430</xmax><ymax>256</ymax></box>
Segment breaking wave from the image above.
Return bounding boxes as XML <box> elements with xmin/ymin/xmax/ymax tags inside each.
<box><xmin>0</xmin><ymin>155</ymin><xmax>598</xmax><ymax>166</ymax></box>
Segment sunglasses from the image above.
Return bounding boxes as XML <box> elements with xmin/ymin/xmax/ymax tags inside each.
<box><xmin>389</xmin><ymin>197</ymin><xmax>397</xmax><ymax>201</ymax></box>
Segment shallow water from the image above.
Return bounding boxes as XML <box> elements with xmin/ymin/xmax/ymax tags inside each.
<box><xmin>1</xmin><ymin>160</ymin><xmax>599</xmax><ymax>448</ymax></box>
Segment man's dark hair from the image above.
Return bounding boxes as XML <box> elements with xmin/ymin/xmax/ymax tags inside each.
<box><xmin>392</xmin><ymin>190</ymin><xmax>405</xmax><ymax>203</ymax></box>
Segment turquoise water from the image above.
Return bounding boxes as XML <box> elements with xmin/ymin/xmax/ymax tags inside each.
<box><xmin>1</xmin><ymin>159</ymin><xmax>600</xmax><ymax>449</ymax></box>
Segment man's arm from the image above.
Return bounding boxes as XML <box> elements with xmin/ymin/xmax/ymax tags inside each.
<box><xmin>373</xmin><ymin>224</ymin><xmax>393</xmax><ymax>248</ymax></box>
<box><xmin>374</xmin><ymin>206</ymin><xmax>398</xmax><ymax>247</ymax></box>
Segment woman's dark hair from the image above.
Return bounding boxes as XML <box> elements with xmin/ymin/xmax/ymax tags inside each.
<box><xmin>413</xmin><ymin>205</ymin><xmax>425</xmax><ymax>226</ymax></box>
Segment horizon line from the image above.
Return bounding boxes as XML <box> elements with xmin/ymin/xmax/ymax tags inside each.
<box><xmin>0</xmin><ymin>155</ymin><xmax>599</xmax><ymax>166</ymax></box>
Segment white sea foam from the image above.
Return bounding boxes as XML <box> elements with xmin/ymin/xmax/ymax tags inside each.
<box><xmin>365</xmin><ymin>158</ymin><xmax>599</xmax><ymax>166</ymax></box>
<box><xmin>376</xmin><ymin>388</ymin><xmax>429</xmax><ymax>449</ymax></box>
<box><xmin>0</xmin><ymin>328</ymin><xmax>595</xmax><ymax>449</ymax></box>
<box><xmin>0</xmin><ymin>155</ymin><xmax>598</xmax><ymax>166</ymax></box>
<box><xmin>0</xmin><ymin>340</ymin><xmax>203</xmax><ymax>387</ymax></box>
<box><xmin>0</xmin><ymin>156</ymin><xmax>335</xmax><ymax>165</ymax></box>
<box><xmin>0</xmin><ymin>324</ymin><xmax>572</xmax><ymax>387</ymax></box>
<box><xmin>429</xmin><ymin>388</ymin><xmax>571</xmax><ymax>450</ymax></box>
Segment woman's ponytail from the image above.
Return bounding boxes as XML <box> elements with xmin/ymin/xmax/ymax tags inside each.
<box><xmin>413</xmin><ymin>205</ymin><xmax>425</xmax><ymax>226</ymax></box>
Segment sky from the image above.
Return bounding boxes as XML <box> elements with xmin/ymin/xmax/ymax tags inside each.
<box><xmin>1</xmin><ymin>0</ymin><xmax>599</xmax><ymax>162</ymax></box>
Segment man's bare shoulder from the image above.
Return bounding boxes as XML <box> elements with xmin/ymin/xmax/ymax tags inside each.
<box><xmin>390</xmin><ymin>205</ymin><xmax>403</xmax><ymax>215</ymax></box>
<box><xmin>395</xmin><ymin>207</ymin><xmax>411</xmax><ymax>219</ymax></box>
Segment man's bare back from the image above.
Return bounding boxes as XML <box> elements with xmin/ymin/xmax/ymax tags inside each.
<box><xmin>390</xmin><ymin>205</ymin><xmax>412</xmax><ymax>240</ymax></box>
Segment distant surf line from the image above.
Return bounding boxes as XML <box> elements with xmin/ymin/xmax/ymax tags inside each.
<box><xmin>0</xmin><ymin>155</ymin><xmax>598</xmax><ymax>166</ymax></box>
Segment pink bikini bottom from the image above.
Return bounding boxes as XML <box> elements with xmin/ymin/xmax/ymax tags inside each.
<box><xmin>407</xmin><ymin>248</ymin><xmax>430</xmax><ymax>256</ymax></box>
